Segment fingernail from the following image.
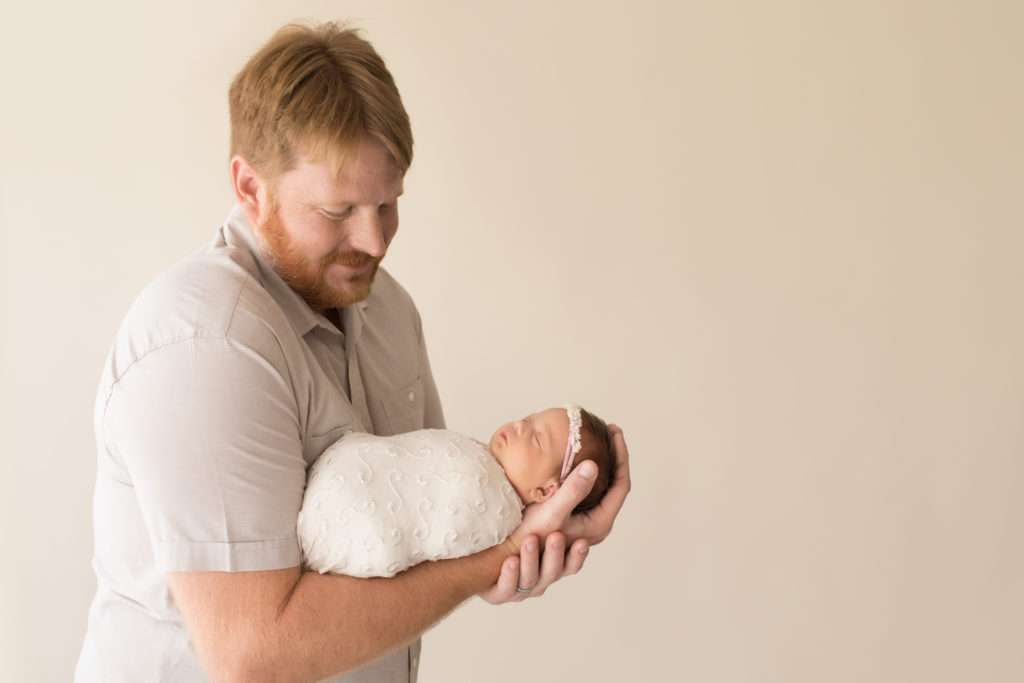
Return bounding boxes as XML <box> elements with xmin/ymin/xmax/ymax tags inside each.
<box><xmin>524</xmin><ymin>541</ymin><xmax>537</xmax><ymax>553</ymax></box>
<box><xmin>579</xmin><ymin>461</ymin><xmax>597</xmax><ymax>480</ymax></box>
<box><xmin>510</xmin><ymin>557</ymin><xmax>519</xmax><ymax>570</ymax></box>
<box><xmin>579</xmin><ymin>546</ymin><xmax>589</xmax><ymax>555</ymax></box>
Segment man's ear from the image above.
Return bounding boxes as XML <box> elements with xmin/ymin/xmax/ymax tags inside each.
<box><xmin>530</xmin><ymin>478</ymin><xmax>561</xmax><ymax>504</ymax></box>
<box><xmin>230</xmin><ymin>155</ymin><xmax>269</xmax><ymax>227</ymax></box>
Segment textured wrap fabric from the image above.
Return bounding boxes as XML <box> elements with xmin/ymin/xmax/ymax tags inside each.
<box><xmin>299</xmin><ymin>429</ymin><xmax>524</xmax><ymax>577</ymax></box>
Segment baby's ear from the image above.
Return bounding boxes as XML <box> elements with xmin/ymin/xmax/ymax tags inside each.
<box><xmin>531</xmin><ymin>478</ymin><xmax>561</xmax><ymax>504</ymax></box>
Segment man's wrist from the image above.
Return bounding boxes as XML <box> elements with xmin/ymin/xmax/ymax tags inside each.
<box><xmin>500</xmin><ymin>534</ymin><xmax>521</xmax><ymax>557</ymax></box>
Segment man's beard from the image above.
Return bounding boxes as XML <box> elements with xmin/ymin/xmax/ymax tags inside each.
<box><xmin>256</xmin><ymin>205</ymin><xmax>382</xmax><ymax>312</ymax></box>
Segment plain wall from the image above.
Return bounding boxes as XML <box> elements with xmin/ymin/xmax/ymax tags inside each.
<box><xmin>2</xmin><ymin>1</ymin><xmax>1022</xmax><ymax>681</ymax></box>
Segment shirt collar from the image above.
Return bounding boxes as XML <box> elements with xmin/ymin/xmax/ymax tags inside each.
<box><xmin>220</xmin><ymin>204</ymin><xmax>368</xmax><ymax>340</ymax></box>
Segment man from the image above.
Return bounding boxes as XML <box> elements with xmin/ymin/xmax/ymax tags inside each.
<box><xmin>77</xmin><ymin>22</ymin><xmax>630</xmax><ymax>682</ymax></box>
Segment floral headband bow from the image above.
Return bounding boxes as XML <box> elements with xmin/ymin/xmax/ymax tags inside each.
<box><xmin>559</xmin><ymin>404</ymin><xmax>583</xmax><ymax>482</ymax></box>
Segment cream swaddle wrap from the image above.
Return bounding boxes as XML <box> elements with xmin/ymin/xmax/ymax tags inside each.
<box><xmin>298</xmin><ymin>429</ymin><xmax>524</xmax><ymax>577</ymax></box>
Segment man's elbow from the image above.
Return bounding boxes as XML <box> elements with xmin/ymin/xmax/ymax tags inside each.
<box><xmin>200</xmin><ymin>632</ymin><xmax>357</xmax><ymax>683</ymax></box>
<box><xmin>198</xmin><ymin>632</ymin><xmax>298</xmax><ymax>683</ymax></box>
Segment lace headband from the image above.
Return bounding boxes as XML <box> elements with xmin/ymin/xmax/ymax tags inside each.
<box><xmin>560</xmin><ymin>404</ymin><xmax>583</xmax><ymax>482</ymax></box>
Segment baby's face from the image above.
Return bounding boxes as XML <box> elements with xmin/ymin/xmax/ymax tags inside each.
<box><xmin>489</xmin><ymin>407</ymin><xmax>570</xmax><ymax>505</ymax></box>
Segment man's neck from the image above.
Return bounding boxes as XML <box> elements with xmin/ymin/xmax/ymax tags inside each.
<box><xmin>323</xmin><ymin>308</ymin><xmax>342</xmax><ymax>330</ymax></box>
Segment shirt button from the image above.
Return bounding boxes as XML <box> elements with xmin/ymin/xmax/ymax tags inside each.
<box><xmin>408</xmin><ymin>391</ymin><xmax>416</xmax><ymax>402</ymax></box>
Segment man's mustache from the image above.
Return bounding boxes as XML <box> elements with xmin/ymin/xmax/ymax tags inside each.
<box><xmin>322</xmin><ymin>251</ymin><xmax>380</xmax><ymax>268</ymax></box>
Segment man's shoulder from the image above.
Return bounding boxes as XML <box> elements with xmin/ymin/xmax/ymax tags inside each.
<box><xmin>114</xmin><ymin>238</ymin><xmax>286</xmax><ymax>358</ymax></box>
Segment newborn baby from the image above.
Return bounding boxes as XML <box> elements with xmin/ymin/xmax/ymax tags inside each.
<box><xmin>298</xmin><ymin>404</ymin><xmax>615</xmax><ymax>577</ymax></box>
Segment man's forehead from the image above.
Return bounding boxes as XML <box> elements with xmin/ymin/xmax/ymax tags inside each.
<box><xmin>304</xmin><ymin>139</ymin><xmax>403</xmax><ymax>181</ymax></box>
<box><xmin>285</xmin><ymin>149</ymin><xmax>404</xmax><ymax>198</ymax></box>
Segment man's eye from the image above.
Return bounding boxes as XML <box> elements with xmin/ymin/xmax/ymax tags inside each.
<box><xmin>323</xmin><ymin>207</ymin><xmax>352</xmax><ymax>220</ymax></box>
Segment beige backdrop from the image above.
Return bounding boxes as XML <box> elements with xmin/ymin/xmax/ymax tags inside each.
<box><xmin>2</xmin><ymin>1</ymin><xmax>1022</xmax><ymax>681</ymax></box>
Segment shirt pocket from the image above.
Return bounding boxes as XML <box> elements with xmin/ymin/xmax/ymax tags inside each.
<box><xmin>377</xmin><ymin>377</ymin><xmax>425</xmax><ymax>435</ymax></box>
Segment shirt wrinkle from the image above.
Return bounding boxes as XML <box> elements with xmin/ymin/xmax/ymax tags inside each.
<box><xmin>222</xmin><ymin>271</ymin><xmax>251</xmax><ymax>336</ymax></box>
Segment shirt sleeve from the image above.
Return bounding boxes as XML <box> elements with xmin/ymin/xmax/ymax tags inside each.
<box><xmin>100</xmin><ymin>335</ymin><xmax>307</xmax><ymax>572</ymax></box>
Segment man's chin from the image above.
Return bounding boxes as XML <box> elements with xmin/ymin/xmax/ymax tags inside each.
<box><xmin>312</xmin><ymin>276</ymin><xmax>376</xmax><ymax>310</ymax></box>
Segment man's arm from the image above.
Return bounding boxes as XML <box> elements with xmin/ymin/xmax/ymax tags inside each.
<box><xmin>169</xmin><ymin>541</ymin><xmax>514</xmax><ymax>683</ymax></box>
<box><xmin>168</xmin><ymin>428</ymin><xmax>630</xmax><ymax>682</ymax></box>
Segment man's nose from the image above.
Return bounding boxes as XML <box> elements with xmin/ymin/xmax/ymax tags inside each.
<box><xmin>347</xmin><ymin>210</ymin><xmax>387</xmax><ymax>257</ymax></box>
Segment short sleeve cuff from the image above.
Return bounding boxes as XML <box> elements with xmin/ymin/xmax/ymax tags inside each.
<box><xmin>154</xmin><ymin>537</ymin><xmax>301</xmax><ymax>572</ymax></box>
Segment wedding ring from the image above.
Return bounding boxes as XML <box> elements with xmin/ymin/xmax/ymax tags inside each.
<box><xmin>516</xmin><ymin>586</ymin><xmax>532</xmax><ymax>594</ymax></box>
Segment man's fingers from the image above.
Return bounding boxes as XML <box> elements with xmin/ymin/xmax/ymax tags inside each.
<box><xmin>608</xmin><ymin>424</ymin><xmax>631</xmax><ymax>489</ymax></box>
<box><xmin>533</xmin><ymin>535</ymin><xmax>588</xmax><ymax>599</ymax></box>
<box><xmin>597</xmin><ymin>425</ymin><xmax>632</xmax><ymax>516</ymax></box>
<box><xmin>515</xmin><ymin>536</ymin><xmax>541</xmax><ymax>594</ymax></box>
<box><xmin>535</xmin><ymin>533</ymin><xmax>567</xmax><ymax>594</ymax></box>
<box><xmin>479</xmin><ymin>555</ymin><xmax>521</xmax><ymax>605</ymax></box>
<box><xmin>562</xmin><ymin>538</ymin><xmax>589</xmax><ymax>577</ymax></box>
<box><xmin>480</xmin><ymin>533</ymin><xmax>590</xmax><ymax>604</ymax></box>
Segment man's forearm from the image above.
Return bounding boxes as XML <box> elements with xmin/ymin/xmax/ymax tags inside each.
<box><xmin>170</xmin><ymin>540</ymin><xmax>515</xmax><ymax>683</ymax></box>
<box><xmin>279</xmin><ymin>542</ymin><xmax>515</xmax><ymax>678</ymax></box>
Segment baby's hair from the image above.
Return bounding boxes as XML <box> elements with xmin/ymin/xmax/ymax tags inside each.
<box><xmin>568</xmin><ymin>408</ymin><xmax>616</xmax><ymax>514</ymax></box>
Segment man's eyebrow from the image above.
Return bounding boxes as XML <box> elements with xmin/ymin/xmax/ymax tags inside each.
<box><xmin>307</xmin><ymin>186</ymin><xmax>404</xmax><ymax>206</ymax></box>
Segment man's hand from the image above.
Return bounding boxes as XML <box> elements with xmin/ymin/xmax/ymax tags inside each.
<box><xmin>480</xmin><ymin>424</ymin><xmax>631</xmax><ymax>604</ymax></box>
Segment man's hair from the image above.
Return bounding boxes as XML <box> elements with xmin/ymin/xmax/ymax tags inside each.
<box><xmin>569</xmin><ymin>408</ymin><xmax>617</xmax><ymax>514</ymax></box>
<box><xmin>229</xmin><ymin>22</ymin><xmax>413</xmax><ymax>182</ymax></box>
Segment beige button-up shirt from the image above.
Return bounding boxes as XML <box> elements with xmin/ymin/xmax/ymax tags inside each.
<box><xmin>76</xmin><ymin>205</ymin><xmax>444</xmax><ymax>682</ymax></box>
